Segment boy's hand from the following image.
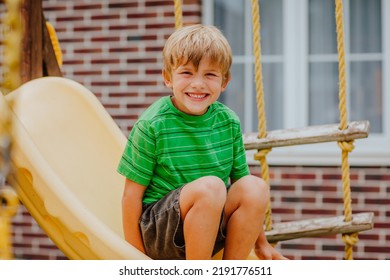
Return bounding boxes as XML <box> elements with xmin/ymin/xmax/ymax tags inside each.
<box><xmin>254</xmin><ymin>239</ymin><xmax>288</xmax><ymax>260</ymax></box>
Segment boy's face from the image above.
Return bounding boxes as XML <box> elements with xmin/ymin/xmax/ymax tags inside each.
<box><xmin>163</xmin><ymin>57</ymin><xmax>230</xmax><ymax>116</ymax></box>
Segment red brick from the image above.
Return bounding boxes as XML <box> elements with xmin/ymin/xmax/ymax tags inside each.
<box><xmin>285</xmin><ymin>244</ymin><xmax>316</xmax><ymax>251</ymax></box>
<box><xmin>372</xmin><ymin>222</ymin><xmax>390</xmax><ymax>229</ymax></box>
<box><xmin>128</xmin><ymin>57</ymin><xmax>157</xmax><ymax>63</ymax></box>
<box><xmin>91</xmin><ymin>81</ymin><xmax>120</xmax><ymax>87</ymax></box>
<box><xmin>109</xmin><ymin>47</ymin><xmax>139</xmax><ymax>53</ymax></box>
<box><xmin>74</xmin><ymin>26</ymin><xmax>102</xmax><ymax>32</ymax></box>
<box><xmin>351</xmin><ymin>185</ymin><xmax>381</xmax><ymax>193</ymax></box>
<box><xmin>301</xmin><ymin>209</ymin><xmax>338</xmax><ymax>215</ymax></box>
<box><xmin>281</xmin><ymin>173</ymin><xmax>316</xmax><ymax>180</ymax></box>
<box><xmin>56</xmin><ymin>16</ymin><xmax>84</xmax><ymax>22</ymax></box>
<box><xmin>127</xmin><ymin>81</ymin><xmax>158</xmax><ymax>86</ymax></box>
<box><xmin>108</xmin><ymin>3</ymin><xmax>138</xmax><ymax>9</ymax></box>
<box><xmin>73</xmin><ymin>70</ymin><xmax>103</xmax><ymax>76</ymax></box>
<box><xmin>18</xmin><ymin>253</ymin><xmax>52</xmax><ymax>260</ymax></box>
<box><xmin>108</xmin><ymin>92</ymin><xmax>139</xmax><ymax>98</ymax></box>
<box><xmin>60</xmin><ymin>38</ymin><xmax>85</xmax><ymax>43</ymax></box>
<box><xmin>282</xmin><ymin>197</ymin><xmax>316</xmax><ymax>203</ymax></box>
<box><xmin>145</xmin><ymin>46</ymin><xmax>164</xmax><ymax>52</ymax></box>
<box><xmin>109</xmin><ymin>70</ymin><xmax>139</xmax><ymax>75</ymax></box>
<box><xmin>271</xmin><ymin>208</ymin><xmax>296</xmax><ymax>215</ymax></box>
<box><xmin>145</xmin><ymin>68</ymin><xmax>164</xmax><ymax>75</ymax></box>
<box><xmin>109</xmin><ymin>24</ymin><xmax>139</xmax><ymax>31</ymax></box>
<box><xmin>145</xmin><ymin>92</ymin><xmax>169</xmax><ymax>98</ymax></box>
<box><xmin>73</xmin><ymin>4</ymin><xmax>102</xmax><ymax>10</ymax></box>
<box><xmin>365</xmin><ymin>246</ymin><xmax>390</xmax><ymax>253</ymax></box>
<box><xmin>322</xmin><ymin>197</ymin><xmax>344</xmax><ymax>204</ymax></box>
<box><xmin>91</xmin><ymin>36</ymin><xmax>121</xmax><ymax>43</ymax></box>
<box><xmin>126</xmin><ymin>103</ymin><xmax>153</xmax><ymax>109</ymax></box>
<box><xmin>270</xmin><ymin>184</ymin><xmax>295</xmax><ymax>191</ymax></box>
<box><xmin>365</xmin><ymin>174</ymin><xmax>390</xmax><ymax>181</ymax></box>
<box><xmin>91</xmin><ymin>59</ymin><xmax>120</xmax><ymax>64</ymax></box>
<box><xmin>43</xmin><ymin>5</ymin><xmax>67</xmax><ymax>12</ymax></box>
<box><xmin>145</xmin><ymin>1</ymin><xmax>174</xmax><ymax>7</ymax></box>
<box><xmin>22</xmin><ymin>232</ymin><xmax>49</xmax><ymax>239</ymax></box>
<box><xmin>323</xmin><ymin>174</ymin><xmax>342</xmax><ymax>180</ymax></box>
<box><xmin>127</xmin><ymin>35</ymin><xmax>158</xmax><ymax>41</ymax></box>
<box><xmin>359</xmin><ymin>234</ymin><xmax>380</xmax><ymax>241</ymax></box>
<box><xmin>146</xmin><ymin>23</ymin><xmax>175</xmax><ymax>29</ymax></box>
<box><xmin>302</xmin><ymin>185</ymin><xmax>338</xmax><ymax>192</ymax></box>
<box><xmin>365</xmin><ymin>198</ymin><xmax>390</xmax><ymax>205</ymax></box>
<box><xmin>322</xmin><ymin>244</ymin><xmax>348</xmax><ymax>252</ymax></box>
<box><xmin>74</xmin><ymin>48</ymin><xmax>102</xmax><ymax>54</ymax></box>
<box><xmin>11</xmin><ymin>220</ymin><xmax>33</xmax><ymax>227</ymax></box>
<box><xmin>127</xmin><ymin>13</ymin><xmax>158</xmax><ymax>19</ymax></box>
<box><xmin>91</xmin><ymin>14</ymin><xmax>120</xmax><ymax>21</ymax></box>
<box><xmin>12</xmin><ymin>242</ymin><xmax>32</xmax><ymax>249</ymax></box>
<box><xmin>112</xmin><ymin>115</ymin><xmax>139</xmax><ymax>120</ymax></box>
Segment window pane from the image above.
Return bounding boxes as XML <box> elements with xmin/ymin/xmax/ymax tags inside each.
<box><xmin>252</xmin><ymin>63</ymin><xmax>284</xmax><ymax>131</ymax></box>
<box><xmin>219</xmin><ymin>64</ymin><xmax>246</xmax><ymax>130</ymax></box>
<box><xmin>309</xmin><ymin>0</ymin><xmax>336</xmax><ymax>54</ymax></box>
<box><xmin>214</xmin><ymin>0</ymin><xmax>245</xmax><ymax>55</ymax></box>
<box><xmin>350</xmin><ymin>0</ymin><xmax>381</xmax><ymax>53</ymax></box>
<box><xmin>259</xmin><ymin>0</ymin><xmax>283</xmax><ymax>55</ymax></box>
<box><xmin>309</xmin><ymin>62</ymin><xmax>339</xmax><ymax>125</ymax></box>
<box><xmin>351</xmin><ymin>61</ymin><xmax>382</xmax><ymax>133</ymax></box>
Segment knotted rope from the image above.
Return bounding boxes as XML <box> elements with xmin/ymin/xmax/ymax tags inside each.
<box><xmin>335</xmin><ymin>0</ymin><xmax>358</xmax><ymax>260</ymax></box>
<box><xmin>251</xmin><ymin>0</ymin><xmax>273</xmax><ymax>232</ymax></box>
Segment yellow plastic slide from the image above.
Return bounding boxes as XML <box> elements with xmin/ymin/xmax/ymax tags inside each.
<box><xmin>2</xmin><ymin>77</ymin><xmax>149</xmax><ymax>259</ymax></box>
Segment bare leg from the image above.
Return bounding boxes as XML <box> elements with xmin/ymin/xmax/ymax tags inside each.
<box><xmin>223</xmin><ymin>175</ymin><xmax>269</xmax><ymax>259</ymax></box>
<box><xmin>179</xmin><ymin>176</ymin><xmax>226</xmax><ymax>259</ymax></box>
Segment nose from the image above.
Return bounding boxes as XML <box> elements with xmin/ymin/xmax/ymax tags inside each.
<box><xmin>190</xmin><ymin>74</ymin><xmax>205</xmax><ymax>89</ymax></box>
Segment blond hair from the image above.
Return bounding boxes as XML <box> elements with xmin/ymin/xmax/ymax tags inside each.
<box><xmin>162</xmin><ymin>24</ymin><xmax>232</xmax><ymax>83</ymax></box>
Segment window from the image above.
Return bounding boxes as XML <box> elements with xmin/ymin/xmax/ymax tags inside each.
<box><xmin>203</xmin><ymin>0</ymin><xmax>390</xmax><ymax>166</ymax></box>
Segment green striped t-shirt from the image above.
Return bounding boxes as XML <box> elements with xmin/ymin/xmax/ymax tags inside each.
<box><xmin>117</xmin><ymin>96</ymin><xmax>250</xmax><ymax>204</ymax></box>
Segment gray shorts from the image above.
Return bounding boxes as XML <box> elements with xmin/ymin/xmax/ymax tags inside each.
<box><xmin>139</xmin><ymin>186</ymin><xmax>226</xmax><ymax>260</ymax></box>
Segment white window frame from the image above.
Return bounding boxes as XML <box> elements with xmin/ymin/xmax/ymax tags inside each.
<box><xmin>203</xmin><ymin>0</ymin><xmax>390</xmax><ymax>166</ymax></box>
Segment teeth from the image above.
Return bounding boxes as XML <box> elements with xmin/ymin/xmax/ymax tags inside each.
<box><xmin>188</xmin><ymin>93</ymin><xmax>206</xmax><ymax>99</ymax></box>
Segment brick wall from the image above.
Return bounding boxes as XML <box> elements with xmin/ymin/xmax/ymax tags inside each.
<box><xmin>3</xmin><ymin>0</ymin><xmax>389</xmax><ymax>260</ymax></box>
<box><xmin>43</xmin><ymin>0</ymin><xmax>201</xmax><ymax>135</ymax></box>
<box><xmin>252</xmin><ymin>166</ymin><xmax>390</xmax><ymax>260</ymax></box>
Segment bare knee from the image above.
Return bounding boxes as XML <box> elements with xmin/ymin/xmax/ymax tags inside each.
<box><xmin>232</xmin><ymin>175</ymin><xmax>269</xmax><ymax>208</ymax></box>
<box><xmin>180</xmin><ymin>176</ymin><xmax>227</xmax><ymax>217</ymax></box>
<box><xmin>192</xmin><ymin>176</ymin><xmax>227</xmax><ymax>204</ymax></box>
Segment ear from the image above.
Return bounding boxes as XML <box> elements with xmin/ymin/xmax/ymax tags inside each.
<box><xmin>221</xmin><ymin>74</ymin><xmax>231</xmax><ymax>92</ymax></box>
<box><xmin>162</xmin><ymin>69</ymin><xmax>172</xmax><ymax>89</ymax></box>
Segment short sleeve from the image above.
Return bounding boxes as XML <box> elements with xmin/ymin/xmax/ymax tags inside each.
<box><xmin>117</xmin><ymin>120</ymin><xmax>157</xmax><ymax>186</ymax></box>
<box><xmin>230</xmin><ymin>125</ymin><xmax>250</xmax><ymax>180</ymax></box>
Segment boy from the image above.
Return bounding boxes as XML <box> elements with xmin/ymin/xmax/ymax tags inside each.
<box><xmin>118</xmin><ymin>24</ymin><xmax>286</xmax><ymax>260</ymax></box>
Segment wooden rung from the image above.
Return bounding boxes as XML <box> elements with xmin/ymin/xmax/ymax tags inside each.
<box><xmin>244</xmin><ymin>120</ymin><xmax>370</xmax><ymax>150</ymax></box>
<box><xmin>265</xmin><ymin>212</ymin><xmax>374</xmax><ymax>243</ymax></box>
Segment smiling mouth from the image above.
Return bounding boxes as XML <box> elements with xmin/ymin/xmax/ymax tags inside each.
<box><xmin>186</xmin><ymin>93</ymin><xmax>209</xmax><ymax>100</ymax></box>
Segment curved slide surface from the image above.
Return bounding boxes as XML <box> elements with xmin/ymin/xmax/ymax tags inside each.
<box><xmin>2</xmin><ymin>77</ymin><xmax>149</xmax><ymax>259</ymax></box>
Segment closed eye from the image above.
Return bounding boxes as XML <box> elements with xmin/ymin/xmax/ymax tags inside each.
<box><xmin>206</xmin><ymin>72</ymin><xmax>222</xmax><ymax>78</ymax></box>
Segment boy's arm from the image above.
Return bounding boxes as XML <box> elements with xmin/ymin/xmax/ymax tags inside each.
<box><xmin>121</xmin><ymin>178</ymin><xmax>147</xmax><ymax>254</ymax></box>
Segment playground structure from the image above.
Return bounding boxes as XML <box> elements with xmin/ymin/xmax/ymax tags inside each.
<box><xmin>1</xmin><ymin>0</ymin><xmax>375</xmax><ymax>260</ymax></box>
